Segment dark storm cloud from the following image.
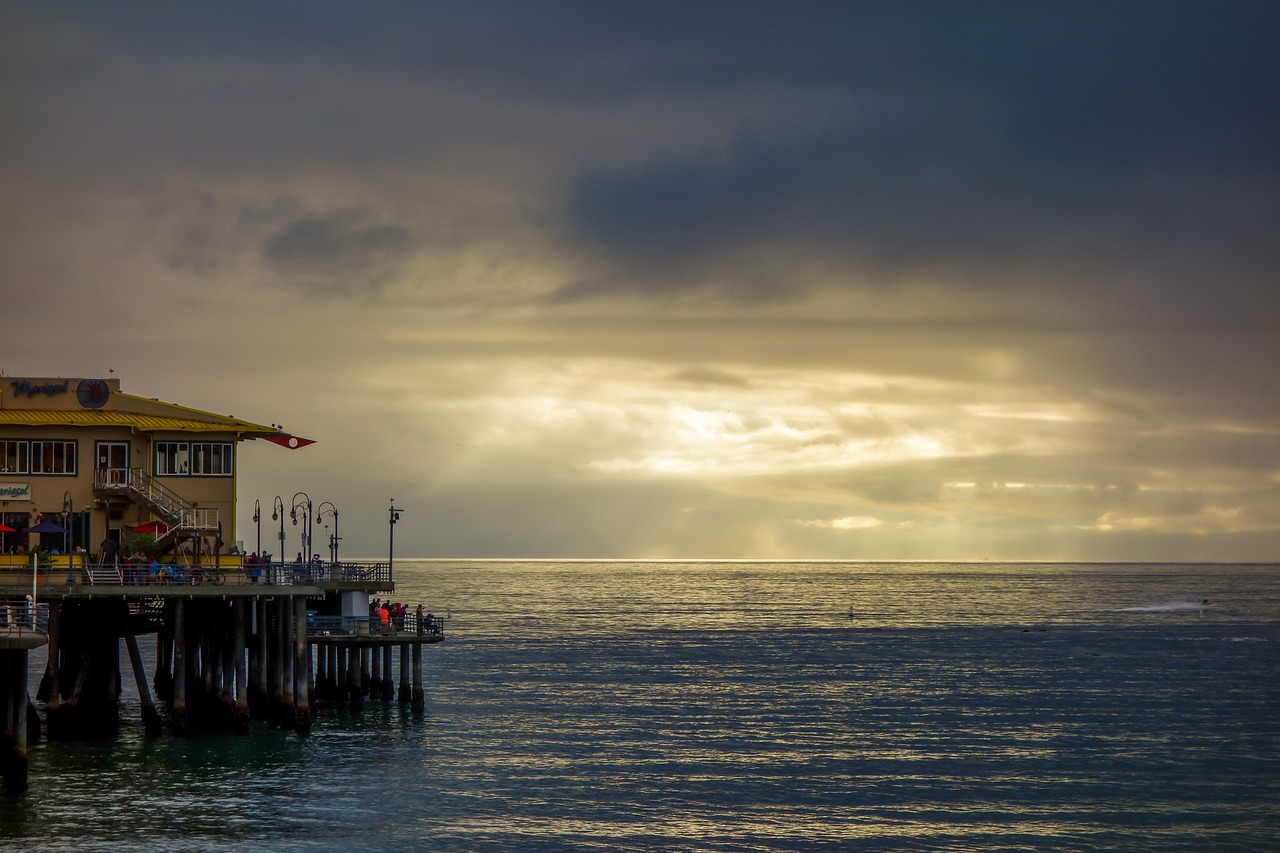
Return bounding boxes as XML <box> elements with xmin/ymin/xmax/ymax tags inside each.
<box><xmin>559</xmin><ymin>2</ymin><xmax>1280</xmax><ymax>316</ymax></box>
<box><xmin>156</xmin><ymin>193</ymin><xmax>413</xmax><ymax>296</ymax></box>
<box><xmin>261</xmin><ymin>208</ymin><xmax>412</xmax><ymax>294</ymax></box>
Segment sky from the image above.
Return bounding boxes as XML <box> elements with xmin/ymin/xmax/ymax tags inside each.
<box><xmin>3</xmin><ymin>1</ymin><xmax>1279</xmax><ymax>561</ymax></box>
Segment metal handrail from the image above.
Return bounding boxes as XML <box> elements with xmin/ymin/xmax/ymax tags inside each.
<box><xmin>254</xmin><ymin>561</ymin><xmax>393</xmax><ymax>586</ymax></box>
<box><xmin>95</xmin><ymin>468</ymin><xmax>183</xmax><ymax>520</ymax></box>
<box><xmin>94</xmin><ymin>468</ymin><xmax>221</xmax><ymax>534</ymax></box>
<box><xmin>0</xmin><ymin>599</ymin><xmax>49</xmax><ymax>637</ymax></box>
<box><xmin>308</xmin><ymin>612</ymin><xmax>444</xmax><ymax>638</ymax></box>
<box><xmin>63</xmin><ymin>559</ymin><xmax>396</xmax><ymax>588</ymax></box>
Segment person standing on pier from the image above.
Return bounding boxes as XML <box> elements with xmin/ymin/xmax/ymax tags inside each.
<box><xmin>100</xmin><ymin>536</ymin><xmax>118</xmax><ymax>566</ymax></box>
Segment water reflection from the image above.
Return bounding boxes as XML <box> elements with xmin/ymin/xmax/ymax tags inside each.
<box><xmin>6</xmin><ymin>561</ymin><xmax>1279</xmax><ymax>852</ymax></box>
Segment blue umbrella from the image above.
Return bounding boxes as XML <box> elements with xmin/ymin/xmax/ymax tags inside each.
<box><xmin>28</xmin><ymin>519</ymin><xmax>66</xmax><ymax>534</ymax></box>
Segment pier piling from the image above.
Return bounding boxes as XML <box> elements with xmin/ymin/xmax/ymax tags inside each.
<box><xmin>233</xmin><ymin>601</ymin><xmax>249</xmax><ymax>732</ymax></box>
<box><xmin>1</xmin><ymin>650</ymin><xmax>31</xmax><ymax>792</ymax></box>
<box><xmin>411</xmin><ymin>642</ymin><xmax>424</xmax><ymax>714</ymax></box>
<box><xmin>124</xmin><ymin>624</ymin><xmax>162</xmax><ymax>736</ymax></box>
<box><xmin>293</xmin><ymin>597</ymin><xmax>311</xmax><ymax>734</ymax></box>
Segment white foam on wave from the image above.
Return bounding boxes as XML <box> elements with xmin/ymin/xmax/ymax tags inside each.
<box><xmin>1116</xmin><ymin>601</ymin><xmax>1214</xmax><ymax>613</ymax></box>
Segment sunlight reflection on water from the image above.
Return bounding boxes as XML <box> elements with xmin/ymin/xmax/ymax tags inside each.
<box><xmin>6</xmin><ymin>561</ymin><xmax>1279</xmax><ymax>851</ymax></box>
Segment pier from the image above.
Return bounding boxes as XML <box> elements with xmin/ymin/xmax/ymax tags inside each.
<box><xmin>0</xmin><ymin>556</ymin><xmax>443</xmax><ymax>793</ymax></box>
<box><xmin>0</xmin><ymin>373</ymin><xmax>447</xmax><ymax>793</ymax></box>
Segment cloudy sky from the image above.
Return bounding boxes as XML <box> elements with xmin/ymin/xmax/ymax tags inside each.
<box><xmin>4</xmin><ymin>2</ymin><xmax>1278</xmax><ymax>560</ymax></box>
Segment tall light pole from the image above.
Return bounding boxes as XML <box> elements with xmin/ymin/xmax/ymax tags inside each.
<box><xmin>62</xmin><ymin>490</ymin><xmax>73</xmax><ymax>554</ymax></box>
<box><xmin>291</xmin><ymin>492</ymin><xmax>312</xmax><ymax>562</ymax></box>
<box><xmin>271</xmin><ymin>496</ymin><xmax>285</xmax><ymax>565</ymax></box>
<box><xmin>316</xmin><ymin>502</ymin><xmax>339</xmax><ymax>564</ymax></box>
<box><xmin>252</xmin><ymin>499</ymin><xmax>262</xmax><ymax>558</ymax></box>
<box><xmin>81</xmin><ymin>507</ymin><xmax>90</xmax><ymax>559</ymax></box>
<box><xmin>388</xmin><ymin>499</ymin><xmax>402</xmax><ymax>584</ymax></box>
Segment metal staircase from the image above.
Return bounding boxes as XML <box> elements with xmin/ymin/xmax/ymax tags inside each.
<box><xmin>93</xmin><ymin>468</ymin><xmax>220</xmax><ymax>550</ymax></box>
<box><xmin>86</xmin><ymin>563</ymin><xmax>124</xmax><ymax>585</ymax></box>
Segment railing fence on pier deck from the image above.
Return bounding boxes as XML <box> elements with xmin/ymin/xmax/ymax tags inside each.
<box><xmin>308</xmin><ymin>611</ymin><xmax>445</xmax><ymax>639</ymax></box>
<box><xmin>1</xmin><ymin>559</ymin><xmax>394</xmax><ymax>590</ymax></box>
<box><xmin>0</xmin><ymin>598</ymin><xmax>49</xmax><ymax>638</ymax></box>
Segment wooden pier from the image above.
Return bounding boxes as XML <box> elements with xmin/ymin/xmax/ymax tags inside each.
<box><xmin>0</xmin><ymin>560</ymin><xmax>443</xmax><ymax>793</ymax></box>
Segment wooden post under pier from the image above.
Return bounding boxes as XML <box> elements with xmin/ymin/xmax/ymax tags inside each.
<box><xmin>36</xmin><ymin>601</ymin><xmax>61</xmax><ymax>704</ymax></box>
<box><xmin>39</xmin><ymin>602</ymin><xmax>61</xmax><ymax>729</ymax></box>
<box><xmin>330</xmin><ymin>644</ymin><xmax>341</xmax><ymax>703</ymax></box>
<box><xmin>171</xmin><ymin>598</ymin><xmax>188</xmax><ymax>734</ymax></box>
<box><xmin>280</xmin><ymin>597</ymin><xmax>296</xmax><ymax>730</ymax></box>
<box><xmin>1</xmin><ymin>650</ymin><xmax>31</xmax><ymax>792</ymax></box>
<box><xmin>219</xmin><ymin>604</ymin><xmax>236</xmax><ymax>727</ymax></box>
<box><xmin>268</xmin><ymin>597</ymin><xmax>286</xmax><ymax>727</ymax></box>
<box><xmin>233</xmin><ymin>600</ymin><xmax>249</xmax><ymax>732</ymax></box>
<box><xmin>369</xmin><ymin>639</ymin><xmax>382</xmax><ymax>699</ymax></box>
<box><xmin>411</xmin><ymin>641</ymin><xmax>424</xmax><ymax>714</ymax></box>
<box><xmin>314</xmin><ymin>638</ymin><xmax>328</xmax><ymax>702</ymax></box>
<box><xmin>381</xmin><ymin>645</ymin><xmax>394</xmax><ymax>701</ymax></box>
<box><xmin>331</xmin><ymin>646</ymin><xmax>346</xmax><ymax>703</ymax></box>
<box><xmin>293</xmin><ymin>597</ymin><xmax>311</xmax><ymax>734</ymax></box>
<box><xmin>398</xmin><ymin>642</ymin><xmax>410</xmax><ymax>704</ymax></box>
<box><xmin>154</xmin><ymin>603</ymin><xmax>174</xmax><ymax>702</ymax></box>
<box><xmin>123</xmin><ymin>620</ymin><xmax>162</xmax><ymax>736</ymax></box>
<box><xmin>249</xmin><ymin>598</ymin><xmax>268</xmax><ymax>720</ymax></box>
<box><xmin>346</xmin><ymin>642</ymin><xmax>363</xmax><ymax>712</ymax></box>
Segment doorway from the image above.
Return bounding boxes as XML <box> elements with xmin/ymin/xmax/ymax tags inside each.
<box><xmin>96</xmin><ymin>441</ymin><xmax>129</xmax><ymax>486</ymax></box>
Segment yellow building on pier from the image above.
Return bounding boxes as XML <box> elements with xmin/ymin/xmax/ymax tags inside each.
<box><xmin>0</xmin><ymin>375</ymin><xmax>303</xmax><ymax>563</ymax></box>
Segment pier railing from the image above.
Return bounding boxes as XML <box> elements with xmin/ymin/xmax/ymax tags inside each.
<box><xmin>0</xmin><ymin>599</ymin><xmax>49</xmax><ymax>638</ymax></box>
<box><xmin>308</xmin><ymin>611</ymin><xmax>445</xmax><ymax>638</ymax></box>
<box><xmin>0</xmin><ymin>559</ymin><xmax>395</xmax><ymax>591</ymax></box>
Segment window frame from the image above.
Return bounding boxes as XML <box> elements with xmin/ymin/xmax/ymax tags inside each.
<box><xmin>1</xmin><ymin>439</ymin><xmax>76</xmax><ymax>475</ymax></box>
<box><xmin>156</xmin><ymin>440</ymin><xmax>234</xmax><ymax>477</ymax></box>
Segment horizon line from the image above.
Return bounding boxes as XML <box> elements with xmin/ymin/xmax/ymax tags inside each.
<box><xmin>360</xmin><ymin>557</ymin><xmax>1279</xmax><ymax>566</ymax></box>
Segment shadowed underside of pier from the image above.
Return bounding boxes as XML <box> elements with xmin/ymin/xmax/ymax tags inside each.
<box><xmin>0</xmin><ymin>588</ymin><xmax>444</xmax><ymax>793</ymax></box>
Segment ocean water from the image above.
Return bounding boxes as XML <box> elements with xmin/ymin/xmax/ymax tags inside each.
<box><xmin>3</xmin><ymin>560</ymin><xmax>1279</xmax><ymax>852</ymax></box>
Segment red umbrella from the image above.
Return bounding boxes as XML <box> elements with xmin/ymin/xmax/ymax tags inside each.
<box><xmin>132</xmin><ymin>520</ymin><xmax>170</xmax><ymax>535</ymax></box>
<box><xmin>0</xmin><ymin>522</ymin><xmax>12</xmax><ymax>554</ymax></box>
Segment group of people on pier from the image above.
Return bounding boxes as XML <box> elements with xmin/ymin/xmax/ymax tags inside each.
<box><xmin>371</xmin><ymin>598</ymin><xmax>440</xmax><ymax>636</ymax></box>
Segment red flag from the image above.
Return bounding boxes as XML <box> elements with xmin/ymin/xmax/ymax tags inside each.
<box><xmin>261</xmin><ymin>434</ymin><xmax>317</xmax><ymax>450</ymax></box>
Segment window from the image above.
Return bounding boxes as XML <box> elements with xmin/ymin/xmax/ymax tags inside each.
<box><xmin>155</xmin><ymin>442</ymin><xmax>189</xmax><ymax>475</ymax></box>
<box><xmin>157</xmin><ymin>441</ymin><xmax>232</xmax><ymax>476</ymax></box>
<box><xmin>17</xmin><ymin>440</ymin><xmax>77</xmax><ymax>475</ymax></box>
<box><xmin>1</xmin><ymin>440</ymin><xmax>29</xmax><ymax>474</ymax></box>
<box><xmin>191</xmin><ymin>442</ymin><xmax>233</xmax><ymax>476</ymax></box>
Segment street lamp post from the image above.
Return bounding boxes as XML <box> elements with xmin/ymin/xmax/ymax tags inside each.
<box><xmin>80</xmin><ymin>507</ymin><xmax>90</xmax><ymax>558</ymax></box>
<box><xmin>252</xmin><ymin>499</ymin><xmax>262</xmax><ymax>558</ymax></box>
<box><xmin>388</xmin><ymin>499</ymin><xmax>402</xmax><ymax>584</ymax></box>
<box><xmin>62</xmin><ymin>490</ymin><xmax>73</xmax><ymax>554</ymax></box>
<box><xmin>316</xmin><ymin>502</ymin><xmax>339</xmax><ymax>564</ymax></box>
<box><xmin>271</xmin><ymin>496</ymin><xmax>285</xmax><ymax>570</ymax></box>
<box><xmin>291</xmin><ymin>492</ymin><xmax>312</xmax><ymax>563</ymax></box>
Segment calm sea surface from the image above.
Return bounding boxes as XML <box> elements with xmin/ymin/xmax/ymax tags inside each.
<box><xmin>3</xmin><ymin>561</ymin><xmax>1279</xmax><ymax>852</ymax></box>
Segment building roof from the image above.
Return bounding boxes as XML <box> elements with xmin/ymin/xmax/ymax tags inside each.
<box><xmin>0</xmin><ymin>407</ymin><xmax>280</xmax><ymax>439</ymax></box>
<box><xmin>0</xmin><ymin>377</ymin><xmax>293</xmax><ymax>443</ymax></box>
